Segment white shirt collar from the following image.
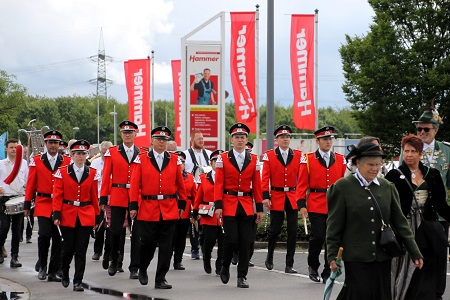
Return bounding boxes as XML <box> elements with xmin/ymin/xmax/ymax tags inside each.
<box><xmin>47</xmin><ymin>152</ymin><xmax>57</xmax><ymax>161</ymax></box>
<box><xmin>153</xmin><ymin>149</ymin><xmax>164</xmax><ymax>158</ymax></box>
<box><xmin>318</xmin><ymin>149</ymin><xmax>331</xmax><ymax>159</ymax></box>
<box><xmin>123</xmin><ymin>144</ymin><xmax>134</xmax><ymax>153</ymax></box>
<box><xmin>278</xmin><ymin>147</ymin><xmax>289</xmax><ymax>156</ymax></box>
<box><xmin>233</xmin><ymin>149</ymin><xmax>245</xmax><ymax>160</ymax></box>
<box><xmin>74</xmin><ymin>164</ymin><xmax>84</xmax><ymax>173</ymax></box>
<box><xmin>354</xmin><ymin>168</ymin><xmax>380</xmax><ymax>186</ymax></box>
<box><xmin>423</xmin><ymin>141</ymin><xmax>435</xmax><ymax>150</ymax></box>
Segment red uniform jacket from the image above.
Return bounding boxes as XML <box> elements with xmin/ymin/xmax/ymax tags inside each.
<box><xmin>297</xmin><ymin>150</ymin><xmax>346</xmax><ymax>214</ymax></box>
<box><xmin>262</xmin><ymin>147</ymin><xmax>302</xmax><ymax>211</ymax></box>
<box><xmin>180</xmin><ymin>172</ymin><xmax>197</xmax><ymax>219</ymax></box>
<box><xmin>214</xmin><ymin>151</ymin><xmax>263</xmax><ymax>217</ymax></box>
<box><xmin>24</xmin><ymin>154</ymin><xmax>71</xmax><ymax>218</ymax></box>
<box><xmin>193</xmin><ymin>171</ymin><xmax>220</xmax><ymax>226</ymax></box>
<box><xmin>100</xmin><ymin>144</ymin><xmax>140</xmax><ymax>207</ymax></box>
<box><xmin>52</xmin><ymin>165</ymin><xmax>100</xmax><ymax>227</ymax></box>
<box><xmin>130</xmin><ymin>151</ymin><xmax>187</xmax><ymax>221</ymax></box>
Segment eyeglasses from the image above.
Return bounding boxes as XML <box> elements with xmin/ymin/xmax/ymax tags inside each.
<box><xmin>417</xmin><ymin>127</ymin><xmax>432</xmax><ymax>133</ymax></box>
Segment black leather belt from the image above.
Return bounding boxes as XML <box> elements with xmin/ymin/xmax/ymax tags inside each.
<box><xmin>63</xmin><ymin>200</ymin><xmax>92</xmax><ymax>207</ymax></box>
<box><xmin>37</xmin><ymin>192</ymin><xmax>52</xmax><ymax>198</ymax></box>
<box><xmin>223</xmin><ymin>190</ymin><xmax>252</xmax><ymax>197</ymax></box>
<box><xmin>271</xmin><ymin>186</ymin><xmax>296</xmax><ymax>192</ymax></box>
<box><xmin>112</xmin><ymin>183</ymin><xmax>130</xmax><ymax>188</ymax></box>
<box><xmin>142</xmin><ymin>194</ymin><xmax>177</xmax><ymax>200</ymax></box>
<box><xmin>310</xmin><ymin>188</ymin><xmax>328</xmax><ymax>193</ymax></box>
<box><xmin>187</xmin><ymin>196</ymin><xmax>192</xmax><ymax>200</ymax></box>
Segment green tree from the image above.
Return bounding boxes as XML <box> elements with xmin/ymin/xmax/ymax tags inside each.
<box><xmin>340</xmin><ymin>0</ymin><xmax>450</xmax><ymax>157</ymax></box>
<box><xmin>0</xmin><ymin>70</ymin><xmax>28</xmax><ymax>134</ymax></box>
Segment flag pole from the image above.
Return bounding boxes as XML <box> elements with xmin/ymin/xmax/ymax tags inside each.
<box><xmin>314</xmin><ymin>9</ymin><xmax>319</xmax><ymax>130</ymax></box>
<box><xmin>256</xmin><ymin>4</ymin><xmax>260</xmax><ymax>156</ymax></box>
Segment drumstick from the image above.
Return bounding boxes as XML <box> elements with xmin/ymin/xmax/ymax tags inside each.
<box><xmin>191</xmin><ymin>222</ymin><xmax>196</xmax><ymax>238</ymax></box>
<box><xmin>130</xmin><ymin>219</ymin><xmax>134</xmax><ymax>238</ymax></box>
<box><xmin>56</xmin><ymin>225</ymin><xmax>64</xmax><ymax>242</ymax></box>
<box><xmin>219</xmin><ymin>217</ymin><xmax>225</xmax><ymax>234</ymax></box>
<box><xmin>303</xmin><ymin>216</ymin><xmax>308</xmax><ymax>235</ymax></box>
<box><xmin>26</xmin><ymin>216</ymin><xmax>33</xmax><ymax>230</ymax></box>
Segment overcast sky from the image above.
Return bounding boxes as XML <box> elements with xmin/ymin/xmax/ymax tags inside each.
<box><xmin>0</xmin><ymin>0</ymin><xmax>375</xmax><ymax>108</ymax></box>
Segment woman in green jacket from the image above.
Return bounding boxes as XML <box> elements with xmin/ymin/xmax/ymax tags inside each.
<box><xmin>326</xmin><ymin>143</ymin><xmax>424</xmax><ymax>299</ymax></box>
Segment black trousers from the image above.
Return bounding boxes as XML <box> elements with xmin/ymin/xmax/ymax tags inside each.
<box><xmin>173</xmin><ymin>218</ymin><xmax>190</xmax><ymax>264</ymax></box>
<box><xmin>60</xmin><ymin>218</ymin><xmax>91</xmax><ymax>284</ymax></box>
<box><xmin>189</xmin><ymin>221</ymin><xmax>201</xmax><ymax>253</ymax></box>
<box><xmin>140</xmin><ymin>219</ymin><xmax>176</xmax><ymax>283</ymax></box>
<box><xmin>307</xmin><ymin>212</ymin><xmax>330</xmax><ymax>277</ymax></box>
<box><xmin>20</xmin><ymin>207</ymin><xmax>34</xmax><ymax>240</ymax></box>
<box><xmin>267</xmin><ymin>197</ymin><xmax>298</xmax><ymax>267</ymax></box>
<box><xmin>0</xmin><ymin>211</ymin><xmax>22</xmax><ymax>256</ymax></box>
<box><xmin>37</xmin><ymin>216</ymin><xmax>61</xmax><ymax>274</ymax></box>
<box><xmin>99</xmin><ymin>227</ymin><xmax>125</xmax><ymax>265</ymax></box>
<box><xmin>436</xmin><ymin>221</ymin><xmax>448</xmax><ymax>298</ymax></box>
<box><xmin>222</xmin><ymin>204</ymin><xmax>254</xmax><ymax>279</ymax></box>
<box><xmin>202</xmin><ymin>225</ymin><xmax>224</xmax><ymax>272</ymax></box>
<box><xmin>233</xmin><ymin>214</ymin><xmax>257</xmax><ymax>260</ymax></box>
<box><xmin>110</xmin><ymin>206</ymin><xmax>140</xmax><ymax>272</ymax></box>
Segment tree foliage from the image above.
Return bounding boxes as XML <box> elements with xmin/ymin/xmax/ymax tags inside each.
<box><xmin>340</xmin><ymin>0</ymin><xmax>450</xmax><ymax>157</ymax></box>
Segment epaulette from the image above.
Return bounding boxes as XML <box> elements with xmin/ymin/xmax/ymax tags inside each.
<box><xmin>53</xmin><ymin>169</ymin><xmax>62</xmax><ymax>179</ymax></box>
<box><xmin>133</xmin><ymin>155</ymin><xmax>141</xmax><ymax>164</ymax></box>
<box><xmin>104</xmin><ymin>148</ymin><xmax>112</xmax><ymax>157</ymax></box>
<box><xmin>93</xmin><ymin>169</ymin><xmax>102</xmax><ymax>181</ymax></box>
<box><xmin>216</xmin><ymin>155</ymin><xmax>223</xmax><ymax>168</ymax></box>
<box><xmin>443</xmin><ymin>141</ymin><xmax>450</xmax><ymax>148</ymax></box>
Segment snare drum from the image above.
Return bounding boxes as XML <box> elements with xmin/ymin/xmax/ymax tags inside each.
<box><xmin>4</xmin><ymin>196</ymin><xmax>25</xmax><ymax>215</ymax></box>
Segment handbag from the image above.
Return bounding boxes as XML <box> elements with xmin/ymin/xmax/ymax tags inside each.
<box><xmin>361</xmin><ymin>180</ymin><xmax>404</xmax><ymax>257</ymax></box>
<box><xmin>198</xmin><ymin>204</ymin><xmax>215</xmax><ymax>217</ymax></box>
<box><xmin>397</xmin><ymin>168</ymin><xmax>447</xmax><ymax>253</ymax></box>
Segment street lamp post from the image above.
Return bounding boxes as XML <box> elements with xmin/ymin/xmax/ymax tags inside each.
<box><xmin>109</xmin><ymin>105</ymin><xmax>117</xmax><ymax>145</ymax></box>
<box><xmin>72</xmin><ymin>127</ymin><xmax>80</xmax><ymax>139</ymax></box>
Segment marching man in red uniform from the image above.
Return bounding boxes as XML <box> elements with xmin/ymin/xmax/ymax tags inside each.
<box><xmin>24</xmin><ymin>130</ymin><xmax>71</xmax><ymax>282</ymax></box>
<box><xmin>129</xmin><ymin>126</ymin><xmax>187</xmax><ymax>289</ymax></box>
<box><xmin>172</xmin><ymin>150</ymin><xmax>197</xmax><ymax>271</ymax></box>
<box><xmin>297</xmin><ymin>126</ymin><xmax>346</xmax><ymax>283</ymax></box>
<box><xmin>192</xmin><ymin>150</ymin><xmax>225</xmax><ymax>275</ymax></box>
<box><xmin>52</xmin><ymin>140</ymin><xmax>100</xmax><ymax>291</ymax></box>
<box><xmin>262</xmin><ymin>125</ymin><xmax>302</xmax><ymax>273</ymax></box>
<box><xmin>100</xmin><ymin>120</ymin><xmax>140</xmax><ymax>279</ymax></box>
<box><xmin>215</xmin><ymin>123</ymin><xmax>263</xmax><ymax>288</ymax></box>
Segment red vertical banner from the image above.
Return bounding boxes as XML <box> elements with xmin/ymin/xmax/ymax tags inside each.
<box><xmin>230</xmin><ymin>12</ymin><xmax>257</xmax><ymax>133</ymax></box>
<box><xmin>291</xmin><ymin>14</ymin><xmax>316</xmax><ymax>130</ymax></box>
<box><xmin>171</xmin><ymin>60</ymin><xmax>182</xmax><ymax>146</ymax></box>
<box><xmin>124</xmin><ymin>58</ymin><xmax>151</xmax><ymax>147</ymax></box>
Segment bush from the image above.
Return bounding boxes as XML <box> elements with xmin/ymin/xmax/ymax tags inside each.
<box><xmin>256</xmin><ymin>212</ymin><xmax>310</xmax><ymax>242</ymax></box>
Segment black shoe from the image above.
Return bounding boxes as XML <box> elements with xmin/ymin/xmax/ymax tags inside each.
<box><xmin>129</xmin><ymin>271</ymin><xmax>138</xmax><ymax>279</ymax></box>
<box><xmin>203</xmin><ymin>260</ymin><xmax>212</xmax><ymax>274</ymax></box>
<box><xmin>47</xmin><ymin>273</ymin><xmax>62</xmax><ymax>282</ymax></box>
<box><xmin>155</xmin><ymin>280</ymin><xmax>172</xmax><ymax>289</ymax></box>
<box><xmin>38</xmin><ymin>267</ymin><xmax>47</xmax><ymax>280</ymax></box>
<box><xmin>308</xmin><ymin>267</ymin><xmax>321</xmax><ymax>283</ymax></box>
<box><xmin>92</xmin><ymin>253</ymin><xmax>101</xmax><ymax>260</ymax></box>
<box><xmin>138</xmin><ymin>270</ymin><xmax>148</xmax><ymax>285</ymax></box>
<box><xmin>20</xmin><ymin>237</ymin><xmax>23</xmax><ymax>243</ymax></box>
<box><xmin>108</xmin><ymin>261</ymin><xmax>117</xmax><ymax>276</ymax></box>
<box><xmin>265</xmin><ymin>258</ymin><xmax>273</xmax><ymax>270</ymax></box>
<box><xmin>0</xmin><ymin>255</ymin><xmax>3</xmax><ymax>264</ymax></box>
<box><xmin>237</xmin><ymin>277</ymin><xmax>249</xmax><ymax>288</ymax></box>
<box><xmin>322</xmin><ymin>276</ymin><xmax>329</xmax><ymax>284</ymax></box>
<box><xmin>26</xmin><ymin>238</ymin><xmax>32</xmax><ymax>244</ymax></box>
<box><xmin>248</xmin><ymin>260</ymin><xmax>254</xmax><ymax>267</ymax></box>
<box><xmin>173</xmin><ymin>262</ymin><xmax>185</xmax><ymax>270</ymax></box>
<box><xmin>35</xmin><ymin>260</ymin><xmax>40</xmax><ymax>272</ymax></box>
<box><xmin>285</xmin><ymin>266</ymin><xmax>297</xmax><ymax>274</ymax></box>
<box><xmin>117</xmin><ymin>266</ymin><xmax>124</xmax><ymax>273</ymax></box>
<box><xmin>220</xmin><ymin>267</ymin><xmax>230</xmax><ymax>284</ymax></box>
<box><xmin>102</xmin><ymin>259</ymin><xmax>109</xmax><ymax>270</ymax></box>
<box><xmin>321</xmin><ymin>272</ymin><xmax>330</xmax><ymax>284</ymax></box>
<box><xmin>10</xmin><ymin>255</ymin><xmax>22</xmax><ymax>268</ymax></box>
<box><xmin>61</xmin><ymin>276</ymin><xmax>70</xmax><ymax>288</ymax></box>
<box><xmin>73</xmin><ymin>282</ymin><xmax>84</xmax><ymax>292</ymax></box>
<box><xmin>231</xmin><ymin>253</ymin><xmax>239</xmax><ymax>265</ymax></box>
<box><xmin>191</xmin><ymin>251</ymin><xmax>200</xmax><ymax>260</ymax></box>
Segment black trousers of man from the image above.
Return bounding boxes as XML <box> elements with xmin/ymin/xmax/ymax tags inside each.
<box><xmin>307</xmin><ymin>212</ymin><xmax>330</xmax><ymax>279</ymax></box>
<box><xmin>140</xmin><ymin>218</ymin><xmax>176</xmax><ymax>284</ymax></box>
<box><xmin>267</xmin><ymin>197</ymin><xmax>298</xmax><ymax>267</ymax></box>
<box><xmin>60</xmin><ymin>218</ymin><xmax>91</xmax><ymax>284</ymax></box>
<box><xmin>37</xmin><ymin>216</ymin><xmax>61</xmax><ymax>274</ymax></box>
<box><xmin>0</xmin><ymin>196</ymin><xmax>22</xmax><ymax>258</ymax></box>
<box><xmin>436</xmin><ymin>221</ymin><xmax>448</xmax><ymax>298</ymax></box>
<box><xmin>110</xmin><ymin>206</ymin><xmax>140</xmax><ymax>273</ymax></box>
<box><xmin>173</xmin><ymin>218</ymin><xmax>190</xmax><ymax>265</ymax></box>
<box><xmin>202</xmin><ymin>224</ymin><xmax>224</xmax><ymax>273</ymax></box>
<box><xmin>222</xmin><ymin>203</ymin><xmax>254</xmax><ymax>279</ymax></box>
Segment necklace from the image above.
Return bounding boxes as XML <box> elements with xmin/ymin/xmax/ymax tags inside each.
<box><xmin>410</xmin><ymin>168</ymin><xmax>419</xmax><ymax>179</ymax></box>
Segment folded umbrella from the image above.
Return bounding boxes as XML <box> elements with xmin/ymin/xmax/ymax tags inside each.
<box><xmin>324</xmin><ymin>247</ymin><xmax>344</xmax><ymax>300</ymax></box>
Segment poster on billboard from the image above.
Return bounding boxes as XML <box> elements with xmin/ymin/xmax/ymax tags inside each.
<box><xmin>185</xmin><ymin>44</ymin><xmax>222</xmax><ymax>151</ymax></box>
